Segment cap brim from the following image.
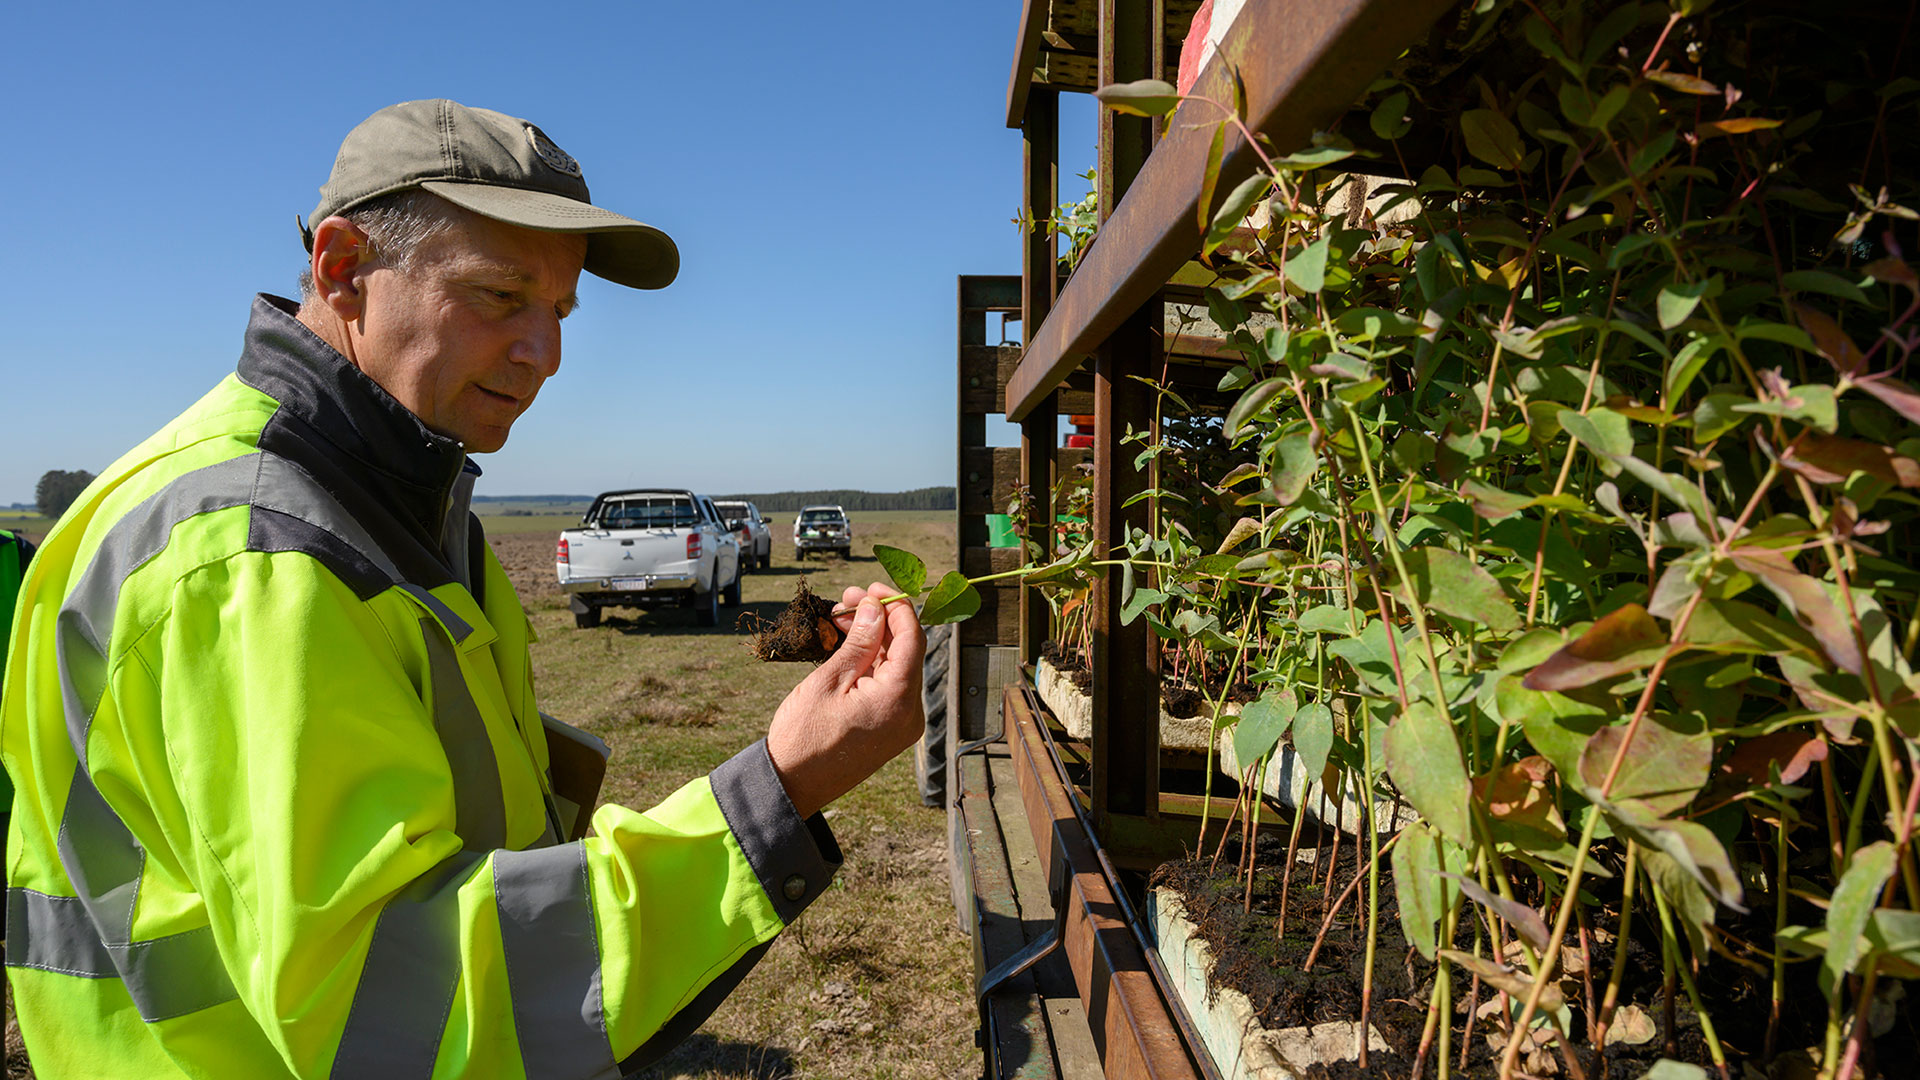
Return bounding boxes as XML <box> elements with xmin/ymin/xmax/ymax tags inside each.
<box><xmin>420</xmin><ymin>180</ymin><xmax>679</xmax><ymax>290</ymax></box>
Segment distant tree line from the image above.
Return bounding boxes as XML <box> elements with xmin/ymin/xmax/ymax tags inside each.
<box><xmin>714</xmin><ymin>488</ymin><xmax>955</xmax><ymax>513</ymax></box>
<box><xmin>35</xmin><ymin>469</ymin><xmax>96</xmax><ymax>518</ymax></box>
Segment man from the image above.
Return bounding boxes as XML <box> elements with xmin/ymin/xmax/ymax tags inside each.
<box><xmin>0</xmin><ymin>100</ymin><xmax>925</xmax><ymax>1078</ymax></box>
<box><xmin>0</xmin><ymin>526</ymin><xmax>33</xmax><ymax>891</ymax></box>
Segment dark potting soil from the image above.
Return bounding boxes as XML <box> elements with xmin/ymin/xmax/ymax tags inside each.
<box><xmin>741</xmin><ymin>578</ymin><xmax>842</xmax><ymax>662</ymax></box>
<box><xmin>1152</xmin><ymin>831</ymin><xmax>1913</xmax><ymax>1078</ymax></box>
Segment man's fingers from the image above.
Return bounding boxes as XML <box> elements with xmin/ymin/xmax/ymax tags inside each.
<box><xmin>821</xmin><ymin>594</ymin><xmax>887</xmax><ymax>684</ymax></box>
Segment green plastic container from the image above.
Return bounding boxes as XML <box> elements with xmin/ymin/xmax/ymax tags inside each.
<box><xmin>987</xmin><ymin>514</ymin><xmax>1087</xmax><ymax>549</ymax></box>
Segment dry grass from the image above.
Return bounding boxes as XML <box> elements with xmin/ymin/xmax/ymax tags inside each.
<box><xmin>5</xmin><ymin>512</ymin><xmax>973</xmax><ymax>1080</ymax></box>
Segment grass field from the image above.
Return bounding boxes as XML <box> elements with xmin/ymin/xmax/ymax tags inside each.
<box><xmin>0</xmin><ymin>514</ymin><xmax>49</xmax><ymax>544</ymax></box>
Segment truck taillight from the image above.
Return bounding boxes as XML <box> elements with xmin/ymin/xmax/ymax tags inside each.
<box><xmin>555</xmin><ymin>537</ymin><xmax>570</xmax><ymax>564</ymax></box>
<box><xmin>687</xmin><ymin>533</ymin><xmax>703</xmax><ymax>560</ymax></box>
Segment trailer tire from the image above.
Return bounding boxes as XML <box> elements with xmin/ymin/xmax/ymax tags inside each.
<box><xmin>916</xmin><ymin>622</ymin><xmax>953</xmax><ymax>807</ymax></box>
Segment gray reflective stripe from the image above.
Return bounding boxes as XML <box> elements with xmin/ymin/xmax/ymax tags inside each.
<box><xmin>330</xmin><ymin>852</ymin><xmax>485</xmax><ymax>1080</ymax></box>
<box><xmin>495</xmin><ymin>843</ymin><xmax>618</xmax><ymax>1080</ymax></box>
<box><xmin>403</xmin><ymin>583</ymin><xmax>473</xmax><ymax>643</ymax></box>
<box><xmin>5</xmin><ymin>888</ymin><xmax>238</xmax><ymax>1022</ymax></box>
<box><xmin>421</xmin><ymin>618</ymin><xmax>507</xmax><ymax>851</ymax></box>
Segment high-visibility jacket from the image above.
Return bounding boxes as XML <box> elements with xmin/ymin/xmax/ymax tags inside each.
<box><xmin>0</xmin><ymin>295</ymin><xmax>841</xmax><ymax>1079</ymax></box>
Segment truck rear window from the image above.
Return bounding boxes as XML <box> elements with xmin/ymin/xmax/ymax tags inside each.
<box><xmin>800</xmin><ymin>510</ymin><xmax>844</xmax><ymax>523</ymax></box>
<box><xmin>598</xmin><ymin>498</ymin><xmax>697</xmax><ymax>529</ymax></box>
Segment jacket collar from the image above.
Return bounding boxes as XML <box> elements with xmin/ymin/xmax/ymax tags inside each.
<box><xmin>235</xmin><ymin>293</ymin><xmax>471</xmax><ymax>542</ymax></box>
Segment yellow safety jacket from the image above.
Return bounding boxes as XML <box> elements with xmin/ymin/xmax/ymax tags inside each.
<box><xmin>0</xmin><ymin>295</ymin><xmax>841</xmax><ymax>1079</ymax></box>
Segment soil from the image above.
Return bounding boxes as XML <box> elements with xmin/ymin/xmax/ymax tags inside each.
<box><xmin>1040</xmin><ymin>639</ymin><xmax>1254</xmax><ymax>718</ymax></box>
<box><xmin>1152</xmin><ymin>831</ymin><xmax>1914</xmax><ymax>1079</ymax></box>
<box><xmin>741</xmin><ymin>578</ymin><xmax>843</xmax><ymax>662</ymax></box>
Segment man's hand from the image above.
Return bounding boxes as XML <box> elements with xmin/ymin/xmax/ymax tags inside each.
<box><xmin>766</xmin><ymin>581</ymin><xmax>926</xmax><ymax>818</ymax></box>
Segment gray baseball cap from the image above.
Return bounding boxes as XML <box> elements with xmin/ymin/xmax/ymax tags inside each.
<box><xmin>303</xmin><ymin>99</ymin><xmax>678</xmax><ymax>290</ymax></box>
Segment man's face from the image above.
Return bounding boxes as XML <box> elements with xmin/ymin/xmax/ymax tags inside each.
<box><xmin>353</xmin><ymin>214</ymin><xmax>587</xmax><ymax>453</ymax></box>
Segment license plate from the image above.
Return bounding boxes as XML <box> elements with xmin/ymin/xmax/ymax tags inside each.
<box><xmin>613</xmin><ymin>577</ymin><xmax>648</xmax><ymax>590</ymax></box>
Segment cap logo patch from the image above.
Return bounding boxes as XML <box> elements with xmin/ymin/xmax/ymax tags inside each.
<box><xmin>527</xmin><ymin>126</ymin><xmax>582</xmax><ymax>178</ymax></box>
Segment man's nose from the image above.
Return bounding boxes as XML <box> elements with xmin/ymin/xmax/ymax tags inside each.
<box><xmin>512</xmin><ymin>315</ymin><xmax>563</xmax><ymax>377</ymax></box>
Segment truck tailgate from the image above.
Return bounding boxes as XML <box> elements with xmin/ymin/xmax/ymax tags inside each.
<box><xmin>564</xmin><ymin>529</ymin><xmax>690</xmax><ymax>580</ymax></box>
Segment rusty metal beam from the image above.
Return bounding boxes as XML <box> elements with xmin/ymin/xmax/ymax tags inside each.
<box><xmin>1006</xmin><ymin>689</ymin><xmax>1208</xmax><ymax>1080</ymax></box>
<box><xmin>1005</xmin><ymin>0</ymin><xmax>1052</xmax><ymax>129</ymax></box>
<box><xmin>1006</xmin><ymin>0</ymin><xmax>1457</xmax><ymax>422</ymax></box>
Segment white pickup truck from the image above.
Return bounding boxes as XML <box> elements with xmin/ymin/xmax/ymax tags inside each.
<box><xmin>555</xmin><ymin>489</ymin><xmax>742</xmax><ymax>629</ymax></box>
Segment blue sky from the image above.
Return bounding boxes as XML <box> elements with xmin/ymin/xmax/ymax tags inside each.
<box><xmin>1</xmin><ymin>1</ymin><xmax>1098</xmax><ymax>504</ymax></box>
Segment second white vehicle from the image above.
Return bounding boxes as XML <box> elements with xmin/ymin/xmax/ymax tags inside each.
<box><xmin>712</xmin><ymin>499</ymin><xmax>773</xmax><ymax>571</ymax></box>
<box><xmin>555</xmin><ymin>489</ymin><xmax>742</xmax><ymax>629</ymax></box>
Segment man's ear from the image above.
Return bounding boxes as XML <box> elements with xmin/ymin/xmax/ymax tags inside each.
<box><xmin>308</xmin><ymin>216</ymin><xmax>376</xmax><ymax>323</ymax></box>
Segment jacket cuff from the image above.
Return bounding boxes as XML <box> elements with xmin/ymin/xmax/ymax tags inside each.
<box><xmin>709</xmin><ymin>739</ymin><xmax>842</xmax><ymax>924</ymax></box>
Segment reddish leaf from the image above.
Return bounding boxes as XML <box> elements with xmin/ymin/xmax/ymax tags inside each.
<box><xmin>1473</xmin><ymin>756</ymin><xmax>1565</xmax><ymax>836</ymax></box>
<box><xmin>1580</xmin><ymin>716</ymin><xmax>1712</xmax><ymax>815</ymax></box>
<box><xmin>1729</xmin><ymin>549</ymin><xmax>1863</xmax><ymax>674</ymax></box>
<box><xmin>1523</xmin><ymin>603</ymin><xmax>1667</xmax><ymax>691</ymax></box>
<box><xmin>1722</xmin><ymin>730</ymin><xmax>1829</xmax><ymax>786</ymax></box>
<box><xmin>1783</xmin><ymin>432</ymin><xmax>1920</xmax><ymax>487</ymax></box>
<box><xmin>1699</xmin><ymin>116</ymin><xmax>1782</xmax><ymax>137</ymax></box>
<box><xmin>1645</xmin><ymin>70</ymin><xmax>1719</xmax><ymax>95</ymax></box>
<box><xmin>1864</xmin><ymin>258</ymin><xmax>1918</xmax><ymax>292</ymax></box>
<box><xmin>1794</xmin><ymin>304</ymin><xmax>1866</xmax><ymax>375</ymax></box>
<box><xmin>1856</xmin><ymin>375</ymin><xmax>1920</xmax><ymax>427</ymax></box>
<box><xmin>1439</xmin><ymin>873</ymin><xmax>1552</xmax><ymax>953</ymax></box>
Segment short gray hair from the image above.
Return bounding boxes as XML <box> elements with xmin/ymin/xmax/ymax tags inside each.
<box><xmin>297</xmin><ymin>189</ymin><xmax>466</xmax><ymax>301</ymax></box>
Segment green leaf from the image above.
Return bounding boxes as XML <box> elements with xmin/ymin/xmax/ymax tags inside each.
<box><xmin>1296</xmin><ymin>605</ymin><xmax>1352</xmax><ymax>634</ymax></box>
<box><xmin>1692</xmin><ymin>393</ymin><xmax>1753</xmax><ymax>442</ymax></box>
<box><xmin>1268</xmin><ymin>433</ymin><xmax>1320</xmax><ymax>505</ymax></box>
<box><xmin>919</xmin><ymin>571</ymin><xmax>981</xmax><ymax>625</ymax></box>
<box><xmin>871</xmin><ymin>544</ymin><xmax>926</xmax><ymax>599</ymax></box>
<box><xmin>1285</xmin><ymin>235</ymin><xmax>1331</xmax><ymax>293</ymax></box>
<box><xmin>1782</xmin><ymin>269</ymin><xmax>1871</xmax><ymax>306</ymax></box>
<box><xmin>1233</xmin><ymin>692</ymin><xmax>1296</xmax><ymax>766</ymax></box>
<box><xmin>1600</xmin><ymin>797</ymin><xmax>1745</xmax><ymax>910</ymax></box>
<box><xmin>1590</xmin><ymin>84</ymin><xmax>1633</xmax><ymax>130</ymax></box>
<box><xmin>1224</xmin><ymin>378</ymin><xmax>1287</xmax><ymax>440</ymax></box>
<box><xmin>1093</xmin><ymin>78</ymin><xmax>1181</xmax><ymax>117</ymax></box>
<box><xmin>1196</xmin><ymin>122</ymin><xmax>1228</xmax><ymax>240</ymax></box>
<box><xmin>1370</xmin><ymin>90</ymin><xmax>1411</xmax><ymax>140</ymax></box>
<box><xmin>1461</xmin><ymin>109</ymin><xmax>1525</xmax><ymax>170</ymax></box>
<box><xmin>1205</xmin><ymin>173</ymin><xmax>1270</xmax><ymax>254</ymax></box>
<box><xmin>1292</xmin><ymin>703</ymin><xmax>1335</xmax><ymax>779</ymax></box>
<box><xmin>1665</xmin><ymin>334</ymin><xmax>1725</xmax><ymax>402</ymax></box>
<box><xmin>1558</xmin><ymin>406</ymin><xmax>1635</xmax><ymax>476</ymax></box>
<box><xmin>1657</xmin><ymin>277</ymin><xmax>1716</xmax><ymax>329</ymax></box>
<box><xmin>1824</xmin><ymin>841</ymin><xmax>1896</xmax><ymax>994</ymax></box>
<box><xmin>1119</xmin><ymin>587</ymin><xmax>1166</xmax><ymax>627</ymax></box>
<box><xmin>1395</xmin><ymin>547</ymin><xmax>1521</xmax><ymax>632</ymax></box>
<box><xmin>1644</xmin><ymin>847</ymin><xmax>1717</xmax><ymax>957</ymax></box>
<box><xmin>1385</xmin><ymin>701</ymin><xmax>1473</xmax><ymax>844</ymax></box>
<box><xmin>1392</xmin><ymin>822</ymin><xmax>1464</xmax><ymax>960</ymax></box>
<box><xmin>1499</xmin><ymin>677</ymin><xmax>1611</xmax><ymax>791</ymax></box>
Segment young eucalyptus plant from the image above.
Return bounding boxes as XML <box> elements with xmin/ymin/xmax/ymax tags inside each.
<box><xmin>1051</xmin><ymin>2</ymin><xmax>1920</xmax><ymax>1078</ymax></box>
